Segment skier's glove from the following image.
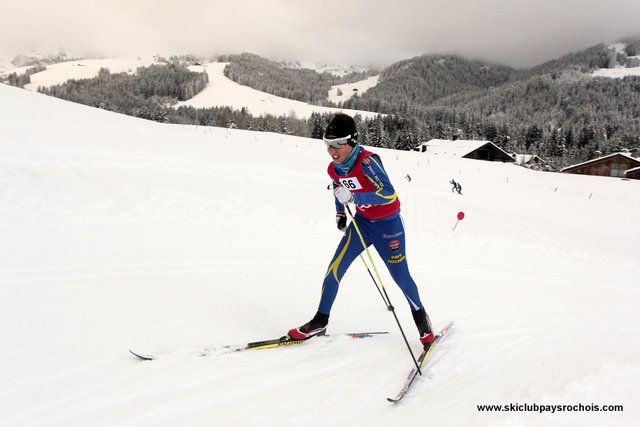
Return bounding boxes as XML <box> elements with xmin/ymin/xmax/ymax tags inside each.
<box><xmin>333</xmin><ymin>186</ymin><xmax>354</xmax><ymax>204</ymax></box>
<box><xmin>336</xmin><ymin>212</ymin><xmax>347</xmax><ymax>232</ymax></box>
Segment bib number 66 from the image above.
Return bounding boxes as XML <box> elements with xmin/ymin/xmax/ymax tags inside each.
<box><xmin>339</xmin><ymin>177</ymin><xmax>362</xmax><ymax>190</ymax></box>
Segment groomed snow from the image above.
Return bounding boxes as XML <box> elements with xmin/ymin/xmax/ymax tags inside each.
<box><xmin>1</xmin><ymin>83</ymin><xmax>639</xmax><ymax>426</ymax></box>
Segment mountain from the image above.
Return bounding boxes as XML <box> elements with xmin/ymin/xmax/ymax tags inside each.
<box><xmin>343</xmin><ymin>54</ymin><xmax>519</xmax><ymax>110</ymax></box>
<box><xmin>3</xmin><ymin>40</ymin><xmax>640</xmax><ymax>170</ymax></box>
<box><xmin>342</xmin><ymin>43</ymin><xmax>640</xmax><ymax>168</ymax></box>
<box><xmin>220</xmin><ymin>52</ymin><xmax>375</xmax><ymax>105</ymax></box>
<box><xmin>216</xmin><ymin>44</ymin><xmax>640</xmax><ymax>169</ymax></box>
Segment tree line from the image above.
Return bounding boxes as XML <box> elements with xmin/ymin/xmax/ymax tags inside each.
<box><xmin>220</xmin><ymin>52</ymin><xmax>375</xmax><ymax>106</ymax></box>
<box><xmin>5</xmin><ymin>44</ymin><xmax>640</xmax><ymax>171</ymax></box>
<box><xmin>36</xmin><ymin>63</ymin><xmax>208</xmax><ymax>122</ymax></box>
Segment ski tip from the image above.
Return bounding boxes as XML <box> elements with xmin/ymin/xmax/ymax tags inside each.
<box><xmin>387</xmin><ymin>397</ymin><xmax>400</xmax><ymax>403</ymax></box>
<box><xmin>129</xmin><ymin>349</ymin><xmax>154</xmax><ymax>360</ymax></box>
<box><xmin>438</xmin><ymin>321</ymin><xmax>455</xmax><ymax>336</ymax></box>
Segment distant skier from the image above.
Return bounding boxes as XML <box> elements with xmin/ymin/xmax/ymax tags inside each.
<box><xmin>405</xmin><ymin>174</ymin><xmax>412</xmax><ymax>182</ymax></box>
<box><xmin>450</xmin><ymin>179</ymin><xmax>462</xmax><ymax>194</ymax></box>
<box><xmin>287</xmin><ymin>113</ymin><xmax>435</xmax><ymax>350</ymax></box>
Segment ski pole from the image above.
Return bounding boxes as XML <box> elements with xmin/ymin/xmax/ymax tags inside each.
<box><xmin>344</xmin><ymin>204</ymin><xmax>422</xmax><ymax>375</ymax></box>
<box><xmin>357</xmin><ymin>253</ymin><xmax>388</xmax><ymax>309</ymax></box>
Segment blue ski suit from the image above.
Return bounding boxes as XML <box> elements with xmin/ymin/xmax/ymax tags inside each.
<box><xmin>318</xmin><ymin>146</ymin><xmax>424</xmax><ymax>315</ymax></box>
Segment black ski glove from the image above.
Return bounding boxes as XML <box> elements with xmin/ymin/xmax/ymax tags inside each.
<box><xmin>336</xmin><ymin>212</ymin><xmax>347</xmax><ymax>232</ymax></box>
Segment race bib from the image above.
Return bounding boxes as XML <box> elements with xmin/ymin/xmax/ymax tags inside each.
<box><xmin>339</xmin><ymin>177</ymin><xmax>363</xmax><ymax>190</ymax></box>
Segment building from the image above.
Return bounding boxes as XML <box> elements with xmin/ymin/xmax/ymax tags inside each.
<box><xmin>560</xmin><ymin>152</ymin><xmax>640</xmax><ymax>178</ymax></box>
<box><xmin>512</xmin><ymin>154</ymin><xmax>547</xmax><ymax>168</ymax></box>
<box><xmin>625</xmin><ymin>166</ymin><xmax>640</xmax><ymax>180</ymax></box>
<box><xmin>419</xmin><ymin>139</ymin><xmax>515</xmax><ymax>162</ymax></box>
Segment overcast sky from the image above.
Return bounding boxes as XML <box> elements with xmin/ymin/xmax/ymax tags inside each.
<box><xmin>2</xmin><ymin>0</ymin><xmax>639</xmax><ymax>69</ymax></box>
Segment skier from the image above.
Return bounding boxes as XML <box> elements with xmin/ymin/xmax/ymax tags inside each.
<box><xmin>450</xmin><ymin>179</ymin><xmax>463</xmax><ymax>194</ymax></box>
<box><xmin>287</xmin><ymin>113</ymin><xmax>435</xmax><ymax>350</ymax></box>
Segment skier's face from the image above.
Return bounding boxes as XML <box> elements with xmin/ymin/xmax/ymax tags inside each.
<box><xmin>327</xmin><ymin>144</ymin><xmax>353</xmax><ymax>164</ymax></box>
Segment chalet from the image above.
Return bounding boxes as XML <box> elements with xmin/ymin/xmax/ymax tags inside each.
<box><xmin>512</xmin><ymin>153</ymin><xmax>547</xmax><ymax>167</ymax></box>
<box><xmin>625</xmin><ymin>166</ymin><xmax>640</xmax><ymax>180</ymax></box>
<box><xmin>419</xmin><ymin>139</ymin><xmax>514</xmax><ymax>162</ymax></box>
<box><xmin>560</xmin><ymin>152</ymin><xmax>640</xmax><ymax>178</ymax></box>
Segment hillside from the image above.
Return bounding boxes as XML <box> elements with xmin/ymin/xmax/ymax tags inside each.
<box><xmin>343</xmin><ymin>54</ymin><xmax>519</xmax><ymax>111</ymax></box>
<box><xmin>2</xmin><ymin>40</ymin><xmax>640</xmax><ymax>170</ymax></box>
<box><xmin>1</xmin><ymin>81</ymin><xmax>639</xmax><ymax>427</ymax></box>
<box><xmin>174</xmin><ymin>62</ymin><xmax>380</xmax><ymax>120</ymax></box>
<box><xmin>221</xmin><ymin>52</ymin><xmax>376</xmax><ymax>105</ymax></box>
<box><xmin>342</xmin><ymin>43</ymin><xmax>640</xmax><ymax>168</ymax></box>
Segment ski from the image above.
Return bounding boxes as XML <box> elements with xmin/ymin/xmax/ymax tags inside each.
<box><xmin>129</xmin><ymin>331</ymin><xmax>388</xmax><ymax>360</ymax></box>
<box><xmin>387</xmin><ymin>321</ymin><xmax>454</xmax><ymax>403</ymax></box>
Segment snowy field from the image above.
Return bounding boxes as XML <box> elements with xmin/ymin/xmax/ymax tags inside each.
<box><xmin>1</xmin><ymin>83</ymin><xmax>639</xmax><ymax>426</ymax></box>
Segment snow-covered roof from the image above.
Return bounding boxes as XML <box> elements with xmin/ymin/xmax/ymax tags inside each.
<box><xmin>560</xmin><ymin>152</ymin><xmax>640</xmax><ymax>172</ymax></box>
<box><xmin>420</xmin><ymin>139</ymin><xmax>514</xmax><ymax>162</ymax></box>
<box><xmin>420</xmin><ymin>139</ymin><xmax>491</xmax><ymax>157</ymax></box>
<box><xmin>625</xmin><ymin>165</ymin><xmax>640</xmax><ymax>174</ymax></box>
<box><xmin>512</xmin><ymin>154</ymin><xmax>545</xmax><ymax>164</ymax></box>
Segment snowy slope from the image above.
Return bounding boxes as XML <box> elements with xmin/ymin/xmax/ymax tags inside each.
<box><xmin>592</xmin><ymin>42</ymin><xmax>640</xmax><ymax>78</ymax></box>
<box><xmin>9</xmin><ymin>57</ymin><xmax>379</xmax><ymax>120</ymax></box>
<box><xmin>592</xmin><ymin>66</ymin><xmax>640</xmax><ymax>78</ymax></box>
<box><xmin>328</xmin><ymin>75</ymin><xmax>379</xmax><ymax>104</ymax></box>
<box><xmin>16</xmin><ymin>57</ymin><xmax>160</xmax><ymax>90</ymax></box>
<box><xmin>1</xmin><ymin>83</ymin><xmax>639</xmax><ymax>427</ymax></box>
<box><xmin>176</xmin><ymin>62</ymin><xmax>379</xmax><ymax>119</ymax></box>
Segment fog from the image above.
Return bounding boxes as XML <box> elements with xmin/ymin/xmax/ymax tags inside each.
<box><xmin>2</xmin><ymin>0</ymin><xmax>639</xmax><ymax>68</ymax></box>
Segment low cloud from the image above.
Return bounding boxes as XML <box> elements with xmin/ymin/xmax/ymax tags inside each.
<box><xmin>2</xmin><ymin>0</ymin><xmax>639</xmax><ymax>68</ymax></box>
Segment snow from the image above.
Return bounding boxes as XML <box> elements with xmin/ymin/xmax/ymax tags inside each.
<box><xmin>592</xmin><ymin>66</ymin><xmax>640</xmax><ymax>79</ymax></box>
<box><xmin>592</xmin><ymin>42</ymin><xmax>640</xmax><ymax>79</ymax></box>
<box><xmin>5</xmin><ymin>57</ymin><xmax>380</xmax><ymax>120</ymax></box>
<box><xmin>1</xmin><ymin>83</ymin><xmax>639</xmax><ymax>426</ymax></box>
<box><xmin>420</xmin><ymin>139</ymin><xmax>495</xmax><ymax>157</ymax></box>
<box><xmin>328</xmin><ymin>75</ymin><xmax>380</xmax><ymax>104</ymax></box>
<box><xmin>177</xmin><ymin>62</ymin><xmax>380</xmax><ymax>120</ymax></box>
<box><xmin>282</xmin><ymin>61</ymin><xmax>369</xmax><ymax>77</ymax></box>
<box><xmin>11</xmin><ymin>56</ymin><xmax>161</xmax><ymax>90</ymax></box>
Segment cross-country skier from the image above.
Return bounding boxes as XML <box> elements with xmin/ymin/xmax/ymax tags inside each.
<box><xmin>287</xmin><ymin>113</ymin><xmax>435</xmax><ymax>350</ymax></box>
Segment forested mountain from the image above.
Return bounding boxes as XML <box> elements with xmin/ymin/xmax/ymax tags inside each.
<box><xmin>212</xmin><ymin>45</ymin><xmax>640</xmax><ymax>169</ymax></box>
<box><xmin>343</xmin><ymin>55</ymin><xmax>519</xmax><ymax>112</ymax></box>
<box><xmin>339</xmin><ymin>43</ymin><xmax>640</xmax><ymax>169</ymax></box>
<box><xmin>38</xmin><ymin>63</ymin><xmax>208</xmax><ymax>122</ymax></box>
<box><xmin>529</xmin><ymin>40</ymin><xmax>640</xmax><ymax>75</ymax></box>
<box><xmin>4</xmin><ymin>40</ymin><xmax>640</xmax><ymax>171</ymax></box>
<box><xmin>221</xmin><ymin>52</ymin><xmax>375</xmax><ymax>105</ymax></box>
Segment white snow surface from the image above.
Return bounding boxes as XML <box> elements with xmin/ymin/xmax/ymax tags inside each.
<box><xmin>17</xmin><ymin>56</ymin><xmax>161</xmax><ymax>90</ymax></box>
<box><xmin>328</xmin><ymin>75</ymin><xmax>380</xmax><ymax>104</ymax></box>
<box><xmin>592</xmin><ymin>43</ymin><xmax>640</xmax><ymax>79</ymax></box>
<box><xmin>177</xmin><ymin>62</ymin><xmax>379</xmax><ymax>119</ymax></box>
<box><xmin>593</xmin><ymin>66</ymin><xmax>640</xmax><ymax>78</ymax></box>
<box><xmin>1</xmin><ymin>83</ymin><xmax>639</xmax><ymax>426</ymax></box>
